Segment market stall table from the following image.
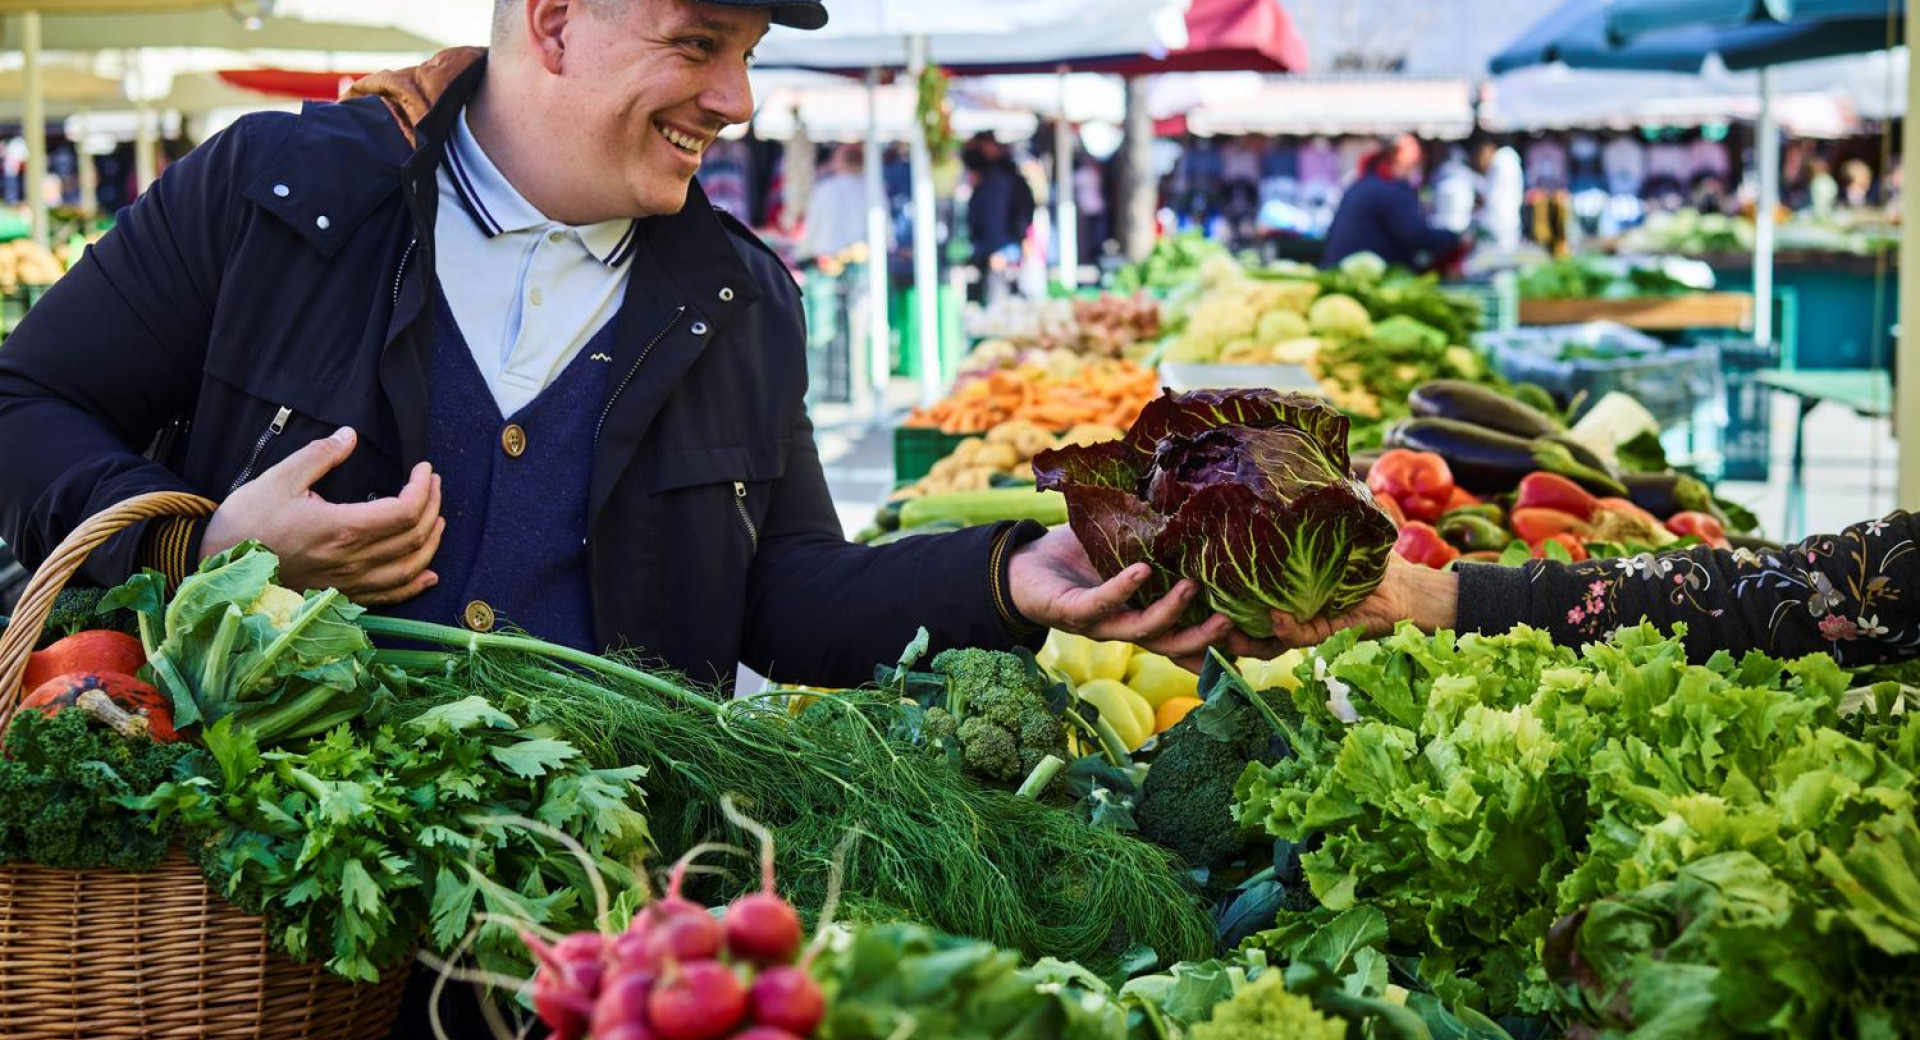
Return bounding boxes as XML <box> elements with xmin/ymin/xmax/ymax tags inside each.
<box><xmin>1755</xmin><ymin>367</ymin><xmax>1894</xmax><ymax>538</ymax></box>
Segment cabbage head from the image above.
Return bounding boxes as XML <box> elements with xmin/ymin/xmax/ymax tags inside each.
<box><xmin>1032</xmin><ymin>389</ymin><xmax>1396</xmax><ymax>636</ymax></box>
<box><xmin>1337</xmin><ymin>250</ymin><xmax>1389</xmax><ymax>283</ymax></box>
<box><xmin>1307</xmin><ymin>293</ymin><xmax>1374</xmax><ymax>340</ymax></box>
<box><xmin>1254</xmin><ymin>309</ymin><xmax>1310</xmax><ymax>346</ymax></box>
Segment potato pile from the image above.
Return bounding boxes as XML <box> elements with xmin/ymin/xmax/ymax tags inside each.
<box><xmin>0</xmin><ymin>240</ymin><xmax>64</xmax><ymax>291</ymax></box>
<box><xmin>898</xmin><ymin>420</ymin><xmax>1123</xmax><ymax>497</ymax></box>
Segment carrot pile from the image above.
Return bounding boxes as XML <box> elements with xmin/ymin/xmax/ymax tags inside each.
<box><xmin>906</xmin><ymin>359</ymin><xmax>1161</xmax><ymax>434</ymax></box>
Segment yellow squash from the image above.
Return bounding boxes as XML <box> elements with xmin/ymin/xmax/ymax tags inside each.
<box><xmin>1077</xmin><ymin>679</ymin><xmax>1156</xmax><ymax>751</ymax></box>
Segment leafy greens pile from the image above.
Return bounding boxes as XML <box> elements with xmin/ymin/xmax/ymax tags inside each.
<box><xmin>1232</xmin><ymin>623</ymin><xmax>1920</xmax><ymax>1037</ymax></box>
<box><xmin>1033</xmin><ymin>388</ymin><xmax>1397</xmax><ymax>636</ymax></box>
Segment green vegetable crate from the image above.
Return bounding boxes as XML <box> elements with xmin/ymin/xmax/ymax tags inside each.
<box><xmin>894</xmin><ymin>425</ymin><xmax>972</xmax><ymax>484</ymax></box>
<box><xmin>0</xmin><ymin>491</ymin><xmax>408</xmax><ymax>1040</ymax></box>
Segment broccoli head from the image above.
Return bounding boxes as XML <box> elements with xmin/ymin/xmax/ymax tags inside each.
<box><xmin>928</xmin><ymin>648</ymin><xmax>1067</xmax><ymax>787</ymax></box>
<box><xmin>1191</xmin><ymin>974</ymin><xmax>1344</xmax><ymax>1040</ymax></box>
<box><xmin>1136</xmin><ymin>690</ymin><xmax>1295</xmax><ymax>873</ymax></box>
<box><xmin>38</xmin><ymin>585</ymin><xmax>142</xmax><ymax>645</ymax></box>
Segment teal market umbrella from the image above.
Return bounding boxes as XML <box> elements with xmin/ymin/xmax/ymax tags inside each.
<box><xmin>1608</xmin><ymin>0</ymin><xmax>1901</xmax><ymax>41</ymax></box>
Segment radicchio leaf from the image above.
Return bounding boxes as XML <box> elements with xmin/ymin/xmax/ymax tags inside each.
<box><xmin>1036</xmin><ymin>388</ymin><xmax>1394</xmax><ymax>634</ymax></box>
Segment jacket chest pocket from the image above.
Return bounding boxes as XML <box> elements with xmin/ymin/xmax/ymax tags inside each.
<box><xmin>645</xmin><ymin>442</ymin><xmax>789</xmax><ymax>557</ymax></box>
<box><xmin>193</xmin><ymin>371</ymin><xmax>399</xmax><ymax>502</ymax></box>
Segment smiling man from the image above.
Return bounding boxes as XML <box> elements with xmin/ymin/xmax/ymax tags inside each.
<box><xmin>0</xmin><ymin>0</ymin><xmax>1252</xmax><ymax>688</ymax></box>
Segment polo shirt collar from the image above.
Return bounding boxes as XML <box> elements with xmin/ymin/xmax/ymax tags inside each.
<box><xmin>443</xmin><ymin>106</ymin><xmax>639</xmax><ymax>268</ymax></box>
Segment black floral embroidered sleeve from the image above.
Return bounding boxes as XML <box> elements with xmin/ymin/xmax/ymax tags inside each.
<box><xmin>1455</xmin><ymin>511</ymin><xmax>1920</xmax><ymax>665</ymax></box>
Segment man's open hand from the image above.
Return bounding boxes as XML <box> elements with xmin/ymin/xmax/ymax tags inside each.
<box><xmin>199</xmin><ymin>427</ymin><xmax>445</xmax><ymax>606</ymax></box>
<box><xmin>1007</xmin><ymin>525</ymin><xmax>1268</xmax><ymax>670</ymax></box>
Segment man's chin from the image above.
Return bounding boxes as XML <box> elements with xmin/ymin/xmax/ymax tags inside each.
<box><xmin>635</xmin><ymin>178</ymin><xmax>695</xmax><ymax>219</ymax></box>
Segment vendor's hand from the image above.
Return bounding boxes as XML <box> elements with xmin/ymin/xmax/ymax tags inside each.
<box><xmin>1266</xmin><ymin>554</ymin><xmax>1459</xmax><ymax>649</ymax></box>
<box><xmin>199</xmin><ymin>427</ymin><xmax>445</xmax><ymax>606</ymax></box>
<box><xmin>1008</xmin><ymin>526</ymin><xmax>1259</xmax><ymax>671</ymax></box>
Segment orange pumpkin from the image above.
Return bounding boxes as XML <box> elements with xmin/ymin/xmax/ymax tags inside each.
<box><xmin>24</xmin><ymin>631</ymin><xmax>146</xmax><ymax>692</ymax></box>
<box><xmin>21</xmin><ymin>671</ymin><xmax>177</xmax><ymax>742</ymax></box>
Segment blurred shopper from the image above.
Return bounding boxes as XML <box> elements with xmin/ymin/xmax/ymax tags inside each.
<box><xmin>1322</xmin><ymin>134</ymin><xmax>1464</xmax><ymax>271</ymax></box>
<box><xmin>1430</xmin><ymin>144</ymin><xmax>1478</xmax><ymax>233</ymax></box>
<box><xmin>964</xmin><ymin>135</ymin><xmax>1036</xmax><ymax>302</ymax></box>
<box><xmin>799</xmin><ymin>143</ymin><xmax>870</xmax><ymax>263</ymax></box>
<box><xmin>1807</xmin><ymin>157</ymin><xmax>1840</xmax><ymax>217</ymax></box>
<box><xmin>1476</xmin><ymin>134</ymin><xmax>1525</xmax><ymax>252</ymax></box>
<box><xmin>1074</xmin><ymin>153</ymin><xmax>1109</xmax><ymax>264</ymax></box>
<box><xmin>1842</xmin><ymin>159</ymin><xmax>1876</xmax><ymax>208</ymax></box>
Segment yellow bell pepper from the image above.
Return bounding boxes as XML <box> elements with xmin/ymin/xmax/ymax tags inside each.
<box><xmin>1124</xmin><ymin>652</ymin><xmax>1200</xmax><ymax>708</ymax></box>
<box><xmin>1040</xmin><ymin>631</ymin><xmax>1133</xmax><ymax>685</ymax></box>
<box><xmin>1235</xmin><ymin>649</ymin><xmax>1305</xmax><ymax>694</ymax></box>
<box><xmin>1077</xmin><ymin>678</ymin><xmax>1155</xmax><ymax>752</ymax></box>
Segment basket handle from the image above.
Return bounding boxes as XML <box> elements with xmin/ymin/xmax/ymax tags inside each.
<box><xmin>0</xmin><ymin>491</ymin><xmax>216</xmax><ymax>729</ymax></box>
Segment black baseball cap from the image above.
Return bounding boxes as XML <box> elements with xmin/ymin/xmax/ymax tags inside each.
<box><xmin>705</xmin><ymin>0</ymin><xmax>828</xmax><ymax>30</ymax></box>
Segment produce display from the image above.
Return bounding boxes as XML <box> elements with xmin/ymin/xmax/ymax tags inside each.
<box><xmin>1110</xmin><ymin>232</ymin><xmax>1232</xmax><ymax>295</ymax></box>
<box><xmin>1362</xmin><ymin>379</ymin><xmax>1761</xmax><ymax>568</ymax></box>
<box><xmin>1516</xmin><ymin>256</ymin><xmax>1703</xmax><ymax>300</ymax></box>
<box><xmin>961</xmin><ymin>294</ymin><xmax>1163</xmax><ymax>360</ymax></box>
<box><xmin>1036</xmin><ymin>387</ymin><xmax>1397</xmax><ymax>636</ymax></box>
<box><xmin>904</xmin><ymin>357</ymin><xmax>1159</xmax><ymax>435</ymax></box>
<box><xmin>1154</xmin><ymin>252</ymin><xmax>1500</xmax><ymax>447</ymax></box>
<box><xmin>0</xmin><ymin>238</ymin><xmax>64</xmax><ymax>291</ymax></box>
<box><xmin>1233</xmin><ymin>622</ymin><xmax>1920</xmax><ymax>1037</ymax></box>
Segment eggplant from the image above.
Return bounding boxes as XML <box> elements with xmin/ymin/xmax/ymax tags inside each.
<box><xmin>1385</xmin><ymin>418</ymin><xmax>1627</xmax><ymax>497</ymax></box>
<box><xmin>1408</xmin><ymin>380</ymin><xmax>1563</xmax><ymax>439</ymax></box>
<box><xmin>1619</xmin><ymin>471</ymin><xmax>1717</xmax><ymax>520</ymax></box>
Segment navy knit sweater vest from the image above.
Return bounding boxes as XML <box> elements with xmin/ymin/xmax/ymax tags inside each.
<box><xmin>384</xmin><ymin>289</ymin><xmax>612</xmax><ymax>651</ymax></box>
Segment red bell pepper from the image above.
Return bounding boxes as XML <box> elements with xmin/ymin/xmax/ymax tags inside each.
<box><xmin>1443</xmin><ymin>486</ymin><xmax>1483</xmax><ymax>512</ymax></box>
<box><xmin>1394</xmin><ymin>521</ymin><xmax>1461</xmax><ymax>569</ymax></box>
<box><xmin>1509</xmin><ymin>507</ymin><xmax>1592</xmax><ymax>546</ymax></box>
<box><xmin>1375</xmin><ymin>494</ymin><xmax>1408</xmax><ymax>528</ymax></box>
<box><xmin>1514</xmin><ymin>472</ymin><xmax>1599</xmax><ymax>522</ymax></box>
<box><xmin>1368</xmin><ymin>449</ymin><xmax>1455</xmax><ymax>524</ymax></box>
<box><xmin>1665</xmin><ymin>511</ymin><xmax>1731</xmax><ymax>549</ymax></box>
<box><xmin>1530</xmin><ymin>532</ymin><xmax>1590</xmax><ymax>562</ymax></box>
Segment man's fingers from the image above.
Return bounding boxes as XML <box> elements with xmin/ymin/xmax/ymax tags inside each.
<box><xmin>1133</xmin><ymin>613</ymin><xmax>1235</xmax><ymax>663</ymax></box>
<box><xmin>329</xmin><ymin>464</ymin><xmax>439</xmax><ymax>541</ymax></box>
<box><xmin>356</xmin><ymin>474</ymin><xmax>442</xmax><ymax>561</ymax></box>
<box><xmin>263</xmin><ymin>427</ymin><xmax>359</xmax><ymax>495</ymax></box>
<box><xmin>352</xmin><ymin>516</ymin><xmax>446</xmax><ymax>592</ymax></box>
<box><xmin>351</xmin><ymin>568</ymin><xmax>440</xmax><ymax>607</ymax></box>
<box><xmin>1088</xmin><ymin>579</ymin><xmax>1197</xmax><ymax>642</ymax></box>
<box><xmin>1059</xmin><ymin>563</ymin><xmax>1152</xmax><ymax>623</ymax></box>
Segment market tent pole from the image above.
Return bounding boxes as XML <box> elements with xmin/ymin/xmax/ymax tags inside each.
<box><xmin>1754</xmin><ymin>64</ymin><xmax>1778</xmax><ymax>346</ymax></box>
<box><xmin>1054</xmin><ymin>66</ymin><xmax>1078</xmax><ymax>291</ymax></box>
<box><xmin>22</xmin><ymin>10</ymin><xmax>48</xmax><ymax>246</ymax></box>
<box><xmin>906</xmin><ymin>33</ymin><xmax>943</xmax><ymax>405</ymax></box>
<box><xmin>1119</xmin><ymin>74</ymin><xmax>1156</xmax><ymax>261</ymax></box>
<box><xmin>74</xmin><ymin>110</ymin><xmax>97</xmax><ymax>220</ymax></box>
<box><xmin>1898</xmin><ymin>9</ymin><xmax>1920</xmax><ymax>508</ymax></box>
<box><xmin>862</xmin><ymin>66</ymin><xmax>893</xmax><ymax>424</ymax></box>
<box><xmin>129</xmin><ymin>52</ymin><xmax>158</xmax><ymax>193</ymax></box>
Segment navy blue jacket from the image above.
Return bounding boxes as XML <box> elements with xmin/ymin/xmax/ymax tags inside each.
<box><xmin>1322</xmin><ymin>174</ymin><xmax>1462</xmax><ymax>271</ymax></box>
<box><xmin>0</xmin><ymin>58</ymin><xmax>1030</xmax><ymax>688</ymax></box>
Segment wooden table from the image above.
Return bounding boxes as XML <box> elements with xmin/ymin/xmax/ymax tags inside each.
<box><xmin>1754</xmin><ymin>369</ymin><xmax>1894</xmax><ymax>540</ymax></box>
<box><xmin>1517</xmin><ymin>292</ymin><xmax>1755</xmax><ymax>331</ymax></box>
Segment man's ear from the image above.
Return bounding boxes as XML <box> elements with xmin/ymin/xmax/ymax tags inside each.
<box><xmin>525</xmin><ymin>0</ymin><xmax>574</xmax><ymax>74</ymax></box>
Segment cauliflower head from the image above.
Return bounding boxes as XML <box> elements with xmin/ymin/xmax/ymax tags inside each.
<box><xmin>1306</xmin><ymin>293</ymin><xmax>1374</xmax><ymax>340</ymax></box>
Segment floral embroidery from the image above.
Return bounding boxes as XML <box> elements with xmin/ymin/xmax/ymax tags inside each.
<box><xmin>1819</xmin><ymin>614</ymin><xmax>1861</xmax><ymax>641</ymax></box>
<box><xmin>1542</xmin><ymin>511</ymin><xmax>1917</xmax><ymax>666</ymax></box>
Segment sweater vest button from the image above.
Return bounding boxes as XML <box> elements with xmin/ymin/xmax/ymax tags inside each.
<box><xmin>501</xmin><ymin>423</ymin><xmax>528</xmax><ymax>457</ymax></box>
<box><xmin>463</xmin><ymin>600</ymin><xmax>496</xmax><ymax>632</ymax></box>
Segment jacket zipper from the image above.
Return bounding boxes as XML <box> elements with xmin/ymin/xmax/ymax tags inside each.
<box><xmin>733</xmin><ymin>481</ymin><xmax>759</xmax><ymax>553</ymax></box>
<box><xmin>229</xmin><ymin>406</ymin><xmax>292</xmax><ymax>493</ymax></box>
<box><xmin>391</xmin><ymin>238</ymin><xmax>417</xmax><ymax>307</ymax></box>
<box><xmin>594</xmin><ymin>307</ymin><xmax>686</xmax><ymax>447</ymax></box>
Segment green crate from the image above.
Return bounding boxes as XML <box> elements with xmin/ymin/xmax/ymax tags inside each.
<box><xmin>893</xmin><ymin>426</ymin><xmax>972</xmax><ymax>484</ymax></box>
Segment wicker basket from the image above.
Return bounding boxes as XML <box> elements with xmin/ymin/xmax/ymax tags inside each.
<box><xmin>0</xmin><ymin>491</ymin><xmax>409</xmax><ymax>1040</ymax></box>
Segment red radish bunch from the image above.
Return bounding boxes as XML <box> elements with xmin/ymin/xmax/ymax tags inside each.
<box><xmin>524</xmin><ymin>822</ymin><xmax>824</xmax><ymax>1040</ymax></box>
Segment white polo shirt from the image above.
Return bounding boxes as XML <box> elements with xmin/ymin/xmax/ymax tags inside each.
<box><xmin>434</xmin><ymin>108</ymin><xmax>639</xmax><ymax>416</ymax></box>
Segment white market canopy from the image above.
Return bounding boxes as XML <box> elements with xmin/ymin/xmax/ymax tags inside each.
<box><xmin>752</xmin><ymin>0</ymin><xmax>1190</xmax><ymax>71</ymax></box>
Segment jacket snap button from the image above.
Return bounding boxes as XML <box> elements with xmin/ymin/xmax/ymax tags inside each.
<box><xmin>272</xmin><ymin>183</ymin><xmax>290</xmax><ymax>197</ymax></box>
<box><xmin>501</xmin><ymin>423</ymin><xmax>528</xmax><ymax>457</ymax></box>
<box><xmin>717</xmin><ymin>287</ymin><xmax>735</xmax><ymax>302</ymax></box>
<box><xmin>463</xmin><ymin>600</ymin><xmax>495</xmax><ymax>632</ymax></box>
<box><xmin>691</xmin><ymin>321</ymin><xmax>710</xmax><ymax>336</ymax></box>
<box><xmin>315</xmin><ymin>214</ymin><xmax>331</xmax><ymax>230</ymax></box>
